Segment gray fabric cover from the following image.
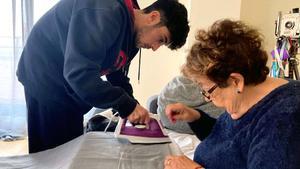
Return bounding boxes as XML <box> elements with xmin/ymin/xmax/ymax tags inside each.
<box><xmin>0</xmin><ymin>132</ymin><xmax>181</xmax><ymax>169</ymax></box>
<box><xmin>157</xmin><ymin>76</ymin><xmax>224</xmax><ymax>134</ymax></box>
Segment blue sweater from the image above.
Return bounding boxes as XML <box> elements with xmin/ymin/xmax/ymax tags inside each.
<box><xmin>191</xmin><ymin>80</ymin><xmax>300</xmax><ymax>169</ymax></box>
<box><xmin>17</xmin><ymin>0</ymin><xmax>139</xmax><ymax>117</ymax></box>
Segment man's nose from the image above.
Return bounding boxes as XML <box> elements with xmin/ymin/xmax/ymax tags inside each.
<box><xmin>151</xmin><ymin>44</ymin><xmax>161</xmax><ymax>51</ymax></box>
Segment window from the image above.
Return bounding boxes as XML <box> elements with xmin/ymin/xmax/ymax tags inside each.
<box><xmin>0</xmin><ymin>0</ymin><xmax>58</xmax><ymax>139</ymax></box>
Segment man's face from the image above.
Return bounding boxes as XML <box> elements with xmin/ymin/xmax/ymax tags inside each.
<box><xmin>135</xmin><ymin>25</ymin><xmax>170</xmax><ymax>51</ymax></box>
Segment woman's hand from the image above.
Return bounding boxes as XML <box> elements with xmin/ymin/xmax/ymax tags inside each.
<box><xmin>165</xmin><ymin>103</ymin><xmax>201</xmax><ymax>123</ymax></box>
<box><xmin>164</xmin><ymin>155</ymin><xmax>203</xmax><ymax>169</ymax></box>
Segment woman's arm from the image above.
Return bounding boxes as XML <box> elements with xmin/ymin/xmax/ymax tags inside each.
<box><xmin>165</xmin><ymin>103</ymin><xmax>216</xmax><ymax>140</ymax></box>
<box><xmin>188</xmin><ymin>110</ymin><xmax>216</xmax><ymax>140</ymax></box>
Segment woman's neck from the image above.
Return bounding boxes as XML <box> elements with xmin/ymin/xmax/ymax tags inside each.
<box><xmin>238</xmin><ymin>77</ymin><xmax>288</xmax><ymax>115</ymax></box>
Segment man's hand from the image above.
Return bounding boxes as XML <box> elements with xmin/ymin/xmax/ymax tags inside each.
<box><xmin>165</xmin><ymin>103</ymin><xmax>201</xmax><ymax>123</ymax></box>
<box><xmin>127</xmin><ymin>104</ymin><xmax>150</xmax><ymax>125</ymax></box>
<box><xmin>164</xmin><ymin>155</ymin><xmax>204</xmax><ymax>169</ymax></box>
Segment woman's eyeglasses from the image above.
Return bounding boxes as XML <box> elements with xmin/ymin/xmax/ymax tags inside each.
<box><xmin>201</xmin><ymin>84</ymin><xmax>218</xmax><ymax>100</ymax></box>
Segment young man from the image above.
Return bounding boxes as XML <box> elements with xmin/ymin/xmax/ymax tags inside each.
<box><xmin>17</xmin><ymin>0</ymin><xmax>189</xmax><ymax>153</ymax></box>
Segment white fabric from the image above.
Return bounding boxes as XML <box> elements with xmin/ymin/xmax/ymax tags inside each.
<box><xmin>166</xmin><ymin>129</ymin><xmax>200</xmax><ymax>159</ymax></box>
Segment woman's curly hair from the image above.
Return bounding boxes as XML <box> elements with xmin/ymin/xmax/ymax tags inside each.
<box><xmin>182</xmin><ymin>19</ymin><xmax>269</xmax><ymax>87</ymax></box>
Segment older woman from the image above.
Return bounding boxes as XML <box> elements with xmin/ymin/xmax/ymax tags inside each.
<box><xmin>164</xmin><ymin>19</ymin><xmax>300</xmax><ymax>169</ymax></box>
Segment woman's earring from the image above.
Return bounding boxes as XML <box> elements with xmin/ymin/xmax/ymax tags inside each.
<box><xmin>236</xmin><ymin>89</ymin><xmax>241</xmax><ymax>94</ymax></box>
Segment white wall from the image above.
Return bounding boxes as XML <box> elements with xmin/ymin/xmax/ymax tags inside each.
<box><xmin>128</xmin><ymin>0</ymin><xmax>241</xmax><ymax>107</ymax></box>
<box><xmin>187</xmin><ymin>0</ymin><xmax>241</xmax><ymax>48</ymax></box>
<box><xmin>240</xmin><ymin>0</ymin><xmax>300</xmax><ymax>68</ymax></box>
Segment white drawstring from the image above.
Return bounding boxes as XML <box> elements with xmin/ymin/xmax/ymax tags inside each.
<box><xmin>104</xmin><ymin>111</ymin><xmax>119</xmax><ymax>133</ymax></box>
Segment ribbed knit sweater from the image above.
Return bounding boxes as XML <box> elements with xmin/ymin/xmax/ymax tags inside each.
<box><xmin>190</xmin><ymin>80</ymin><xmax>300</xmax><ymax>169</ymax></box>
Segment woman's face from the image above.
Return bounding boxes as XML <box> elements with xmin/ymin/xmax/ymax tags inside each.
<box><xmin>195</xmin><ymin>75</ymin><xmax>243</xmax><ymax>120</ymax></box>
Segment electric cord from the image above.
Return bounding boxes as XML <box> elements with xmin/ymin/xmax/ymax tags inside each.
<box><xmin>104</xmin><ymin>111</ymin><xmax>119</xmax><ymax>133</ymax></box>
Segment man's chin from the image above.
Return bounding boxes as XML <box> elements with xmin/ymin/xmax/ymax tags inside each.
<box><xmin>137</xmin><ymin>45</ymin><xmax>150</xmax><ymax>49</ymax></box>
<box><xmin>136</xmin><ymin>44</ymin><xmax>142</xmax><ymax>49</ymax></box>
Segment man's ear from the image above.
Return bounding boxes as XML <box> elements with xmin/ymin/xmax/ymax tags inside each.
<box><xmin>229</xmin><ymin>73</ymin><xmax>244</xmax><ymax>92</ymax></box>
<box><xmin>146</xmin><ymin>11</ymin><xmax>161</xmax><ymax>26</ymax></box>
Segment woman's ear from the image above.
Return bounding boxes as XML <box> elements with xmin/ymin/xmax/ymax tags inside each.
<box><xmin>229</xmin><ymin>73</ymin><xmax>244</xmax><ymax>93</ymax></box>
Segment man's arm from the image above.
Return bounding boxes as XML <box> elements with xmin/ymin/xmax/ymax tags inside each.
<box><xmin>63</xmin><ymin>4</ymin><xmax>137</xmax><ymax>118</ymax></box>
<box><xmin>106</xmin><ymin>64</ymin><xmax>135</xmax><ymax>100</ymax></box>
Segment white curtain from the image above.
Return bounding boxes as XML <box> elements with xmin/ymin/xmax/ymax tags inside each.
<box><xmin>0</xmin><ymin>0</ymin><xmax>33</xmax><ymax>140</ymax></box>
<box><xmin>0</xmin><ymin>0</ymin><xmax>59</xmax><ymax>141</ymax></box>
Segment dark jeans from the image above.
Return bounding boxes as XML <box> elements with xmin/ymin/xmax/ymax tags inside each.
<box><xmin>24</xmin><ymin>90</ymin><xmax>89</xmax><ymax>153</ymax></box>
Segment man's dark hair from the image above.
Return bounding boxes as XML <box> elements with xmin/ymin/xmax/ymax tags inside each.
<box><xmin>143</xmin><ymin>0</ymin><xmax>190</xmax><ymax>50</ymax></box>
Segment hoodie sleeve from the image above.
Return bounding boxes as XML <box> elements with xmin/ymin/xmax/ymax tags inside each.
<box><xmin>106</xmin><ymin>63</ymin><xmax>135</xmax><ymax>100</ymax></box>
<box><xmin>63</xmin><ymin>6</ymin><xmax>137</xmax><ymax>118</ymax></box>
